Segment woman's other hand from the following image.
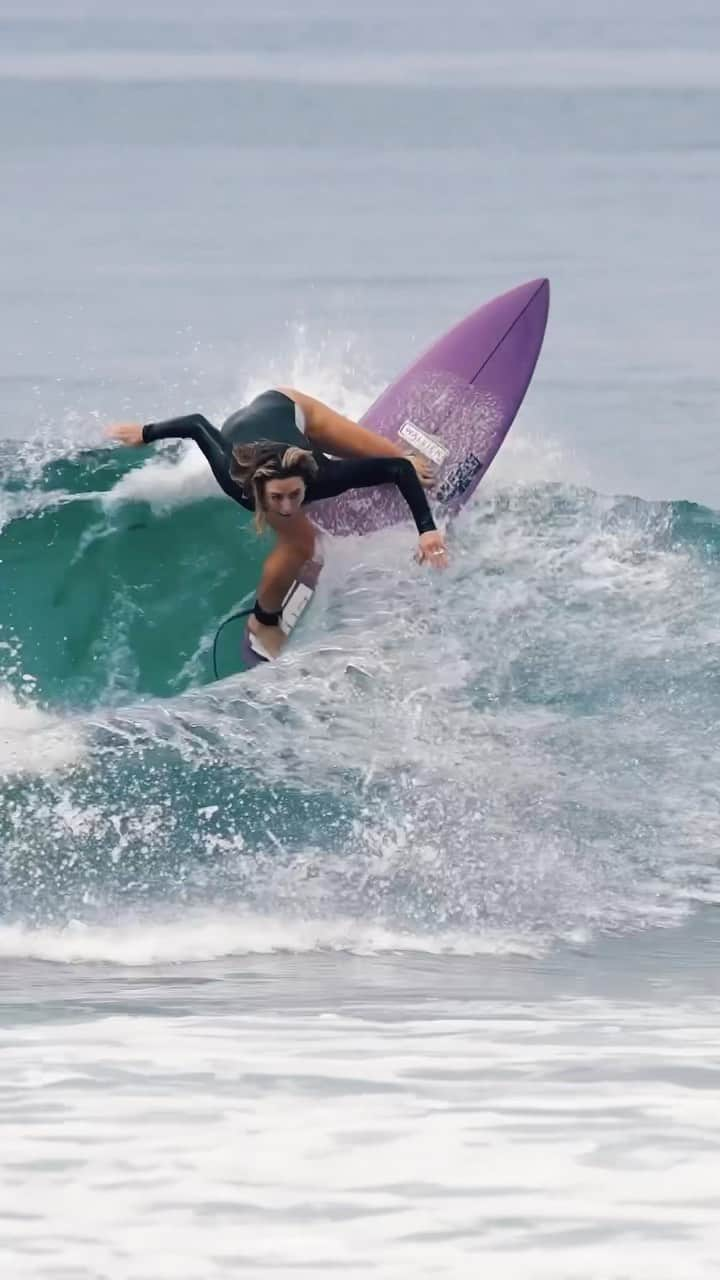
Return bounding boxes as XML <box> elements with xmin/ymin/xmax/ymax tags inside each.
<box><xmin>416</xmin><ymin>529</ymin><xmax>448</xmax><ymax>569</ymax></box>
<box><xmin>106</xmin><ymin>423</ymin><xmax>144</xmax><ymax>446</ymax></box>
<box><xmin>406</xmin><ymin>453</ymin><xmax>436</xmax><ymax>489</ymax></box>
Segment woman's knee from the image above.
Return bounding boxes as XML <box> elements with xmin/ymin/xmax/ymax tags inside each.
<box><xmin>267</xmin><ymin>515</ymin><xmax>316</xmax><ymax>560</ymax></box>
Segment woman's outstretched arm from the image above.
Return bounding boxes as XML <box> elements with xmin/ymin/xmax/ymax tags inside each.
<box><xmin>107</xmin><ymin>414</ymin><xmax>240</xmax><ymax>504</ymax></box>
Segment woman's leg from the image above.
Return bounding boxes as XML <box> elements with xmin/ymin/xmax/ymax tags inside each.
<box><xmin>275</xmin><ymin>387</ymin><xmax>434</xmax><ymax>487</ymax></box>
<box><xmin>248</xmin><ymin>512</ymin><xmax>317</xmax><ymax>659</ymax></box>
<box><xmin>275</xmin><ymin>387</ymin><xmax>403</xmax><ymax>460</ymax></box>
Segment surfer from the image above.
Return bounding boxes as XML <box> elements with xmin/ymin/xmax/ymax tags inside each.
<box><xmin>107</xmin><ymin>388</ymin><xmax>448</xmax><ymax>658</ymax></box>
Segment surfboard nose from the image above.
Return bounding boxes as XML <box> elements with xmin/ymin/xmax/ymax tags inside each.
<box><xmin>475</xmin><ymin>276</ymin><xmax>550</xmax><ymax>352</ymax></box>
<box><xmin>522</xmin><ymin>277</ymin><xmax>550</xmax><ymax>333</ymax></box>
<box><xmin>467</xmin><ymin>275</ymin><xmax>550</xmax><ymax>405</ymax></box>
<box><xmin>505</xmin><ymin>277</ymin><xmax>550</xmax><ymax>370</ymax></box>
<box><xmin>423</xmin><ymin>276</ymin><xmax>550</xmax><ymax>386</ymax></box>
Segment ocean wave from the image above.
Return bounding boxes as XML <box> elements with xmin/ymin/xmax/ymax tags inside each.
<box><xmin>2</xmin><ymin>439</ymin><xmax>720</xmax><ymax>949</ymax></box>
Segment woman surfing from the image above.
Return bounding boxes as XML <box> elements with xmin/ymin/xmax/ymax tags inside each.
<box><xmin>108</xmin><ymin>388</ymin><xmax>448</xmax><ymax>659</ymax></box>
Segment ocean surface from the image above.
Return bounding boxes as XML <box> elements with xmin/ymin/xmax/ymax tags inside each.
<box><xmin>1</xmin><ymin>2</ymin><xmax>720</xmax><ymax>1276</ymax></box>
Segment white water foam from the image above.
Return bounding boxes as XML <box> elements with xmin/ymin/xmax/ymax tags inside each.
<box><xmin>0</xmin><ymin>687</ymin><xmax>85</xmax><ymax>777</ymax></box>
<box><xmin>485</xmin><ymin>406</ymin><xmax>589</xmax><ymax>492</ymax></box>
<box><xmin>104</xmin><ymin>445</ymin><xmax>220</xmax><ymax>509</ymax></box>
<box><xmin>1</xmin><ymin>974</ymin><xmax>719</xmax><ymax>1280</ymax></box>
<box><xmin>0</xmin><ymin>911</ymin><xmax>541</xmax><ymax>966</ymax></box>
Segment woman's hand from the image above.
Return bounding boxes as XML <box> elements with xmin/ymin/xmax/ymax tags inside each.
<box><xmin>106</xmin><ymin>423</ymin><xmax>144</xmax><ymax>446</ymax></box>
<box><xmin>416</xmin><ymin>529</ymin><xmax>448</xmax><ymax>569</ymax></box>
<box><xmin>406</xmin><ymin>453</ymin><xmax>436</xmax><ymax>489</ymax></box>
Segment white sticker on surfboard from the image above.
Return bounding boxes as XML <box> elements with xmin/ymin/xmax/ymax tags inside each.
<box><xmin>398</xmin><ymin>420</ymin><xmax>449</xmax><ymax>467</ymax></box>
<box><xmin>280</xmin><ymin>581</ymin><xmax>314</xmax><ymax>636</ymax></box>
<box><xmin>248</xmin><ymin>631</ymin><xmax>274</xmax><ymax>660</ymax></box>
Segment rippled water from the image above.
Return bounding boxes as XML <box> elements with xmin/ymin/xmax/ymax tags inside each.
<box><xmin>2</xmin><ymin>931</ymin><xmax>720</xmax><ymax>1279</ymax></box>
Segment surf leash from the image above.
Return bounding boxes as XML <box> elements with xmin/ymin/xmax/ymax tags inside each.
<box><xmin>212</xmin><ymin>604</ymin><xmax>253</xmax><ymax>681</ymax></box>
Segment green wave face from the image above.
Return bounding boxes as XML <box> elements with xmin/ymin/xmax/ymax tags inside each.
<box><xmin>1</xmin><ymin>445</ymin><xmax>268</xmax><ymax>702</ymax></box>
<box><xmin>5</xmin><ymin>442</ymin><xmax>720</xmax><ymax>710</ymax></box>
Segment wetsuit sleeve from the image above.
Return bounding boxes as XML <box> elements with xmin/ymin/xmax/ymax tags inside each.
<box><xmin>142</xmin><ymin>413</ymin><xmax>239</xmax><ymax>503</ymax></box>
<box><xmin>308</xmin><ymin>456</ymin><xmax>436</xmax><ymax>534</ymax></box>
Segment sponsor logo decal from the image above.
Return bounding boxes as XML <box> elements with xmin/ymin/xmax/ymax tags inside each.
<box><xmin>436</xmin><ymin>453</ymin><xmax>484</xmax><ymax>504</ymax></box>
<box><xmin>398</xmin><ymin>420</ymin><xmax>449</xmax><ymax>467</ymax></box>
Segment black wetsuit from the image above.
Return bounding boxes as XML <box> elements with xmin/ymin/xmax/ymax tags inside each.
<box><xmin>142</xmin><ymin>389</ymin><xmax>436</xmax><ymax>534</ymax></box>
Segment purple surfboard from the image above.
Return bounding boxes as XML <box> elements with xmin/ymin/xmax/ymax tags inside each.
<box><xmin>312</xmin><ymin>277</ymin><xmax>550</xmax><ymax>535</ymax></box>
<box><xmin>242</xmin><ymin>278</ymin><xmax>549</xmax><ymax>666</ymax></box>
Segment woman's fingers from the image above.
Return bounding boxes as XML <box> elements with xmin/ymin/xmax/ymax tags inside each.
<box><xmin>406</xmin><ymin>454</ymin><xmax>436</xmax><ymax>489</ymax></box>
<box><xmin>106</xmin><ymin>423</ymin><xmax>144</xmax><ymax>446</ymax></box>
<box><xmin>417</xmin><ymin>530</ymin><xmax>448</xmax><ymax>569</ymax></box>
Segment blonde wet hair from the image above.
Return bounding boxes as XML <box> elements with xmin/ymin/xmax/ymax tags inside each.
<box><xmin>230</xmin><ymin>441</ymin><xmax>319</xmax><ymax>532</ymax></box>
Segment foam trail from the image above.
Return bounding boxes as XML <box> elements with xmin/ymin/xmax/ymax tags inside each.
<box><xmin>106</xmin><ymin>446</ymin><xmax>220</xmax><ymax>508</ymax></box>
<box><xmin>0</xmin><ymin>912</ymin><xmax>542</xmax><ymax>966</ymax></box>
<box><xmin>0</xmin><ymin>688</ymin><xmax>85</xmax><ymax>777</ymax></box>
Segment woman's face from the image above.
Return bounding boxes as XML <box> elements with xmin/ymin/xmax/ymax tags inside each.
<box><xmin>263</xmin><ymin>475</ymin><xmax>306</xmax><ymax>519</ymax></box>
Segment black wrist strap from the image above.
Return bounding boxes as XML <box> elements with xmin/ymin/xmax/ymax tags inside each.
<box><xmin>253</xmin><ymin>599</ymin><xmax>282</xmax><ymax>627</ymax></box>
